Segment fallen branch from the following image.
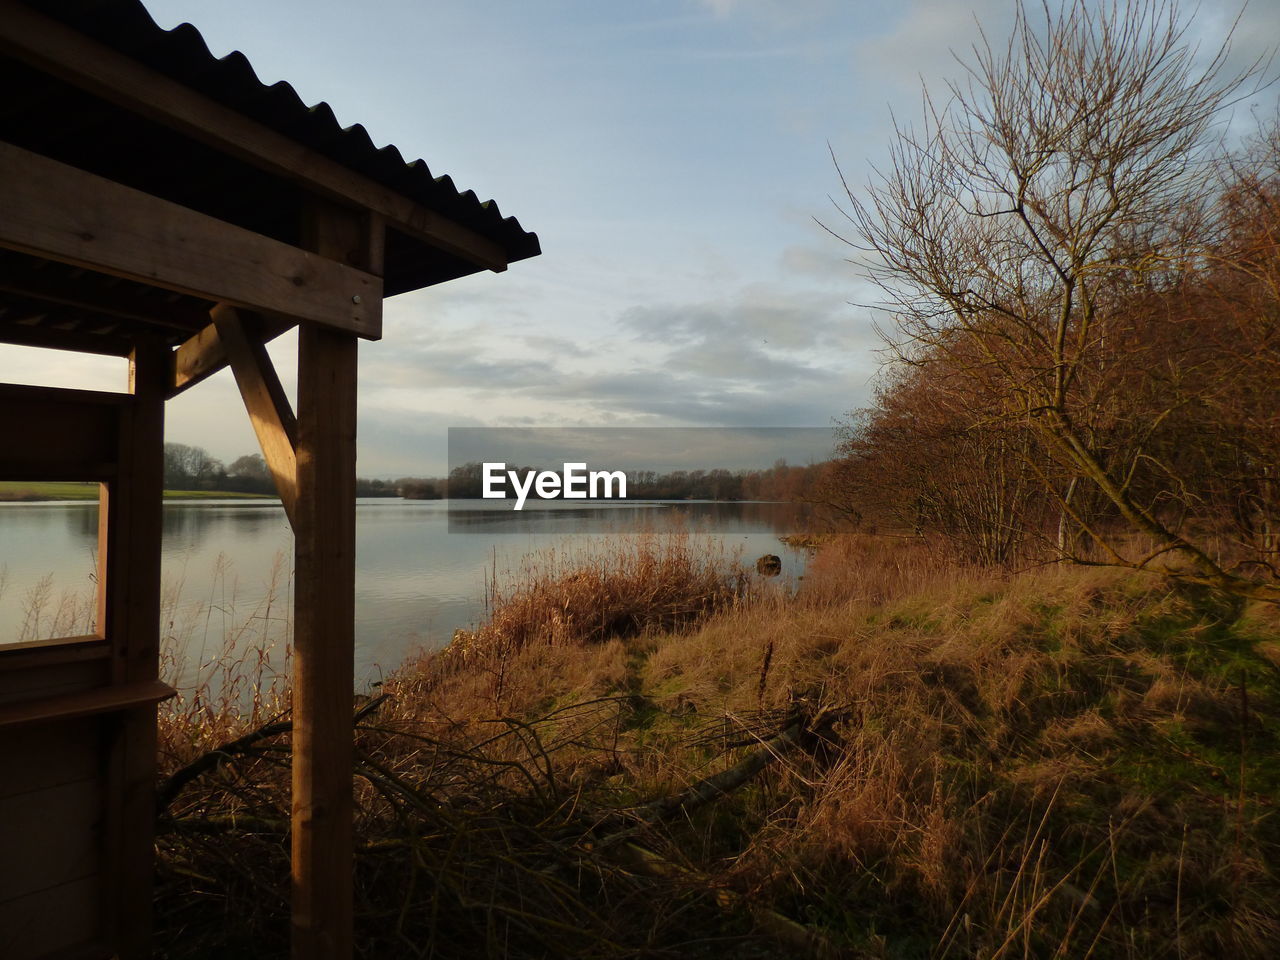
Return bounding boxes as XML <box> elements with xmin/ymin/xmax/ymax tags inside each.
<box><xmin>157</xmin><ymin>693</ymin><xmax>390</xmax><ymax>813</ymax></box>
<box><xmin>596</xmin><ymin>703</ymin><xmax>853</xmax><ymax>956</ymax></box>
<box><xmin>639</xmin><ymin>703</ymin><xmax>845</xmax><ymax>823</ymax></box>
<box><xmin>644</xmin><ymin>721</ymin><xmax>804</xmax><ymax>821</ymax></box>
<box><xmin>616</xmin><ymin>841</ymin><xmax>850</xmax><ymax>958</ymax></box>
<box><xmin>163</xmin><ymin>814</ymin><xmax>289</xmax><ymax>835</ymax></box>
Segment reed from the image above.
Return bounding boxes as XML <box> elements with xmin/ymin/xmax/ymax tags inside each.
<box><xmin>157</xmin><ymin>549</ymin><xmax>294</xmax><ymax>760</ymax></box>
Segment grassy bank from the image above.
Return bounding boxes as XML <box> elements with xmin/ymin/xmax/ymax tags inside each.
<box><xmin>154</xmin><ymin>536</ymin><xmax>1280</xmax><ymax>958</ymax></box>
<box><xmin>0</xmin><ymin>480</ymin><xmax>273</xmax><ymax>501</ymax></box>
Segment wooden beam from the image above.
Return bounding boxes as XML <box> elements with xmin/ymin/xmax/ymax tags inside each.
<box><xmin>0</xmin><ymin>382</ymin><xmax>132</xmax><ymax>407</ymax></box>
<box><xmin>0</xmin><ymin>258</ymin><xmax>211</xmax><ymax>330</ymax></box>
<box><xmin>0</xmin><ymin>141</ymin><xmax>383</xmax><ymax>338</ymax></box>
<box><xmin>0</xmin><ymin>0</ymin><xmax>511</xmax><ymax>274</ymax></box>
<box><xmin>0</xmin><ymin>317</ymin><xmax>135</xmax><ymax>356</ymax></box>
<box><xmin>169</xmin><ymin>315</ymin><xmax>293</xmax><ymax>398</ymax></box>
<box><xmin>212</xmin><ymin>306</ymin><xmax>299</xmax><ymax>527</ymax></box>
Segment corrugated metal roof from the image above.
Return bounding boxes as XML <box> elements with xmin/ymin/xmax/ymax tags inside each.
<box><xmin>26</xmin><ymin>0</ymin><xmax>540</xmax><ymax>268</ymax></box>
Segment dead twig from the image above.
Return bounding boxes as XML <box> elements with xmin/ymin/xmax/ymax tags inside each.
<box><xmin>158</xmin><ymin>693</ymin><xmax>391</xmax><ymax>813</ymax></box>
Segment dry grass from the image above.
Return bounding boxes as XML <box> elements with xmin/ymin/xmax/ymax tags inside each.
<box><xmin>457</xmin><ymin>534</ymin><xmax>749</xmax><ymax>652</ymax></box>
<box><xmin>0</xmin><ymin>564</ymin><xmax>97</xmax><ymax>643</ymax></box>
<box><xmin>151</xmin><ymin>534</ymin><xmax>1280</xmax><ymax>959</ymax></box>
<box><xmin>157</xmin><ymin>550</ymin><xmax>294</xmax><ymax>761</ymax></box>
<box><xmin>405</xmin><ymin>534</ymin><xmax>753</xmax><ymax>716</ymax></box>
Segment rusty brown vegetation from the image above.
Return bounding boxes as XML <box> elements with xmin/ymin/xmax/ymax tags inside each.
<box><xmin>150</xmin><ymin>534</ymin><xmax>1280</xmax><ymax>958</ymax></box>
<box><xmin>826</xmin><ymin>0</ymin><xmax>1280</xmax><ymax>598</ymax></box>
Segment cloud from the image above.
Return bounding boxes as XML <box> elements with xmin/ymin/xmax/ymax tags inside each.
<box><xmin>0</xmin><ymin>345</ymin><xmax>128</xmax><ymax>394</ymax></box>
<box><xmin>853</xmin><ymin>0</ymin><xmax>1280</xmax><ymax>116</ymax></box>
<box><xmin>692</xmin><ymin>0</ymin><xmax>844</xmax><ymax>26</ymax></box>
<box><xmin>449</xmin><ymin>426</ymin><xmax>840</xmax><ymax>472</ymax></box>
<box><xmin>520</xmin><ymin>334</ymin><xmax>593</xmax><ymax>358</ymax></box>
<box><xmin>623</xmin><ymin>285</ymin><xmax>876</xmax><ymax>355</ymax></box>
<box><xmin>699</xmin><ymin>0</ymin><xmax>748</xmax><ymax>19</ymax></box>
<box><xmin>851</xmin><ymin>0</ymin><xmax>1011</xmax><ymax>101</ymax></box>
<box><xmin>779</xmin><ymin>243</ymin><xmax>854</xmax><ymax>280</ymax></box>
<box><xmin>351</xmin><ymin>279</ymin><xmax>878</xmax><ymax>465</ymax></box>
<box><xmin>1187</xmin><ymin>2</ymin><xmax>1280</xmax><ymax>86</ymax></box>
<box><xmin>366</xmin><ymin>345</ymin><xmax>551</xmax><ymax>394</ymax></box>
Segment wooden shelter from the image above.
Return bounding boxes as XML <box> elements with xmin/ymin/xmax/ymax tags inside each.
<box><xmin>0</xmin><ymin>2</ymin><xmax>538</xmax><ymax>957</ymax></box>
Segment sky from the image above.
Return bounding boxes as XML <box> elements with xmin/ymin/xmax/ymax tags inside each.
<box><xmin>4</xmin><ymin>0</ymin><xmax>1276</xmax><ymax>476</ymax></box>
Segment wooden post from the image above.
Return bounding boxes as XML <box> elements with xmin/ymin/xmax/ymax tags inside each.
<box><xmin>290</xmin><ymin>203</ymin><xmax>373</xmax><ymax>960</ymax></box>
<box><xmin>100</xmin><ymin>340</ymin><xmax>167</xmax><ymax>959</ymax></box>
<box><xmin>292</xmin><ymin>324</ymin><xmax>357</xmax><ymax>959</ymax></box>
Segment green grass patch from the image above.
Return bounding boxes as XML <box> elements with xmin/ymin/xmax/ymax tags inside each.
<box><xmin>161</xmin><ymin>489</ymin><xmax>274</xmax><ymax>500</ymax></box>
<box><xmin>0</xmin><ymin>480</ymin><xmax>273</xmax><ymax>502</ymax></box>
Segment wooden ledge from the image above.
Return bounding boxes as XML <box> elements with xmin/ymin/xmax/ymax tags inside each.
<box><xmin>0</xmin><ymin>679</ymin><xmax>176</xmax><ymax>729</ymax></box>
<box><xmin>0</xmin><ymin>635</ymin><xmax>109</xmax><ymax>672</ymax></box>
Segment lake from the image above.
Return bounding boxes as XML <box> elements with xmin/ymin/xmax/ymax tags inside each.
<box><xmin>0</xmin><ymin>498</ymin><xmax>808</xmax><ymax>689</ymax></box>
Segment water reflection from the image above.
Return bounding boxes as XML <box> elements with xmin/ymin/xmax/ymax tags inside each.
<box><xmin>0</xmin><ymin>502</ymin><xmax>99</xmax><ymax>643</ymax></box>
<box><xmin>1</xmin><ymin>499</ymin><xmax>808</xmax><ymax>688</ymax></box>
<box><xmin>66</xmin><ymin>502</ymin><xmax>100</xmax><ymax>539</ymax></box>
<box><xmin>162</xmin><ymin>501</ymin><xmax>292</xmax><ymax>538</ymax></box>
<box><xmin>446</xmin><ymin>499</ymin><xmax>812</xmax><ymax>533</ymax></box>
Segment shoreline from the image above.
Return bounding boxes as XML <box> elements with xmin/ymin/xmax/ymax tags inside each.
<box><xmin>0</xmin><ymin>482</ymin><xmax>277</xmax><ymax>503</ymax></box>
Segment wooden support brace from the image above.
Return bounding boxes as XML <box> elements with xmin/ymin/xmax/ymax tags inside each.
<box><xmin>168</xmin><ymin>322</ymin><xmax>224</xmax><ymax>396</ymax></box>
<box><xmin>210</xmin><ymin>306</ymin><xmax>299</xmax><ymax>528</ymax></box>
<box><xmin>170</xmin><ymin>316</ymin><xmax>296</xmax><ymax>398</ymax></box>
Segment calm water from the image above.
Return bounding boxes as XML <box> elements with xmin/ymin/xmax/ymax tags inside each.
<box><xmin>0</xmin><ymin>499</ymin><xmax>806</xmax><ymax>688</ymax></box>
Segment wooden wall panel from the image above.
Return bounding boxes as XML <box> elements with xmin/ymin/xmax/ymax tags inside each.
<box><xmin>0</xmin><ymin>384</ymin><xmax>122</xmax><ymax>481</ymax></box>
<box><xmin>0</xmin><ymin>716</ymin><xmax>100</xmax><ymax>799</ymax></box>
<box><xmin>0</xmin><ymin>777</ymin><xmax>102</xmax><ymax>903</ymax></box>
<box><xmin>0</xmin><ymin>876</ymin><xmax>103</xmax><ymax>960</ymax></box>
<box><xmin>0</xmin><ymin>660</ymin><xmax>108</xmax><ymax>705</ymax></box>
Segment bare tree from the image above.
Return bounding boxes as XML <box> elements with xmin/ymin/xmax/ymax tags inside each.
<box><xmin>834</xmin><ymin>363</ymin><xmax>1047</xmax><ymax>566</ymax></box>
<box><xmin>831</xmin><ymin>0</ymin><xmax>1277</xmax><ymax>600</ymax></box>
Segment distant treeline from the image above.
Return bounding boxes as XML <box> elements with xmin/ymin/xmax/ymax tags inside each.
<box><xmin>163</xmin><ymin>443</ymin><xmax>397</xmax><ymax>498</ymax></box>
<box><xmin>162</xmin><ymin>444</ymin><xmax>854</xmax><ymax>507</ymax></box>
<box><xmin>398</xmin><ymin>460</ymin><xmax>843</xmax><ymax>503</ymax></box>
